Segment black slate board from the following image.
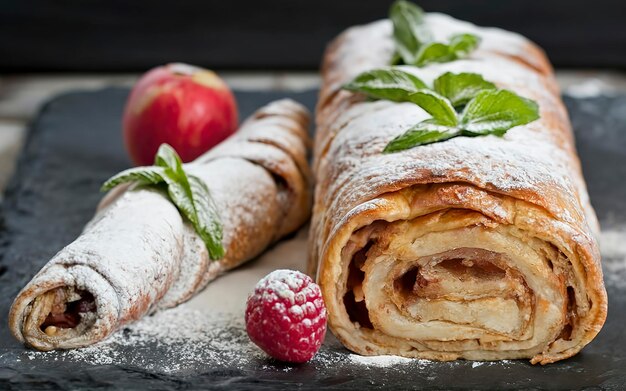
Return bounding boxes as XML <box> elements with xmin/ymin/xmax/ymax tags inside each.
<box><xmin>1</xmin><ymin>89</ymin><xmax>626</xmax><ymax>390</ymax></box>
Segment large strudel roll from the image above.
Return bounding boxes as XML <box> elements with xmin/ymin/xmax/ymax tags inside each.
<box><xmin>10</xmin><ymin>99</ymin><xmax>312</xmax><ymax>351</ymax></box>
<box><xmin>309</xmin><ymin>11</ymin><xmax>607</xmax><ymax>364</ymax></box>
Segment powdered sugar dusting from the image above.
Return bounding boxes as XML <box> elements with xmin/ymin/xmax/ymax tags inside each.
<box><xmin>316</xmin><ymin>11</ymin><xmax>590</xmax><ymax>234</ymax></box>
<box><xmin>189</xmin><ymin>157</ymin><xmax>279</xmax><ymax>261</ymax></box>
<box><xmin>319</xmin><ymin>68</ymin><xmax>582</xmax><ymax>228</ymax></box>
<box><xmin>600</xmin><ymin>228</ymin><xmax>626</xmax><ymax>289</ymax></box>
<box><xmin>16</xmin><ymin>305</ymin><xmax>477</xmax><ymax>375</ymax></box>
<box><xmin>257</xmin><ymin>269</ymin><xmax>308</xmax><ymax>303</ymax></box>
<box><xmin>21</xmin><ymin>307</ymin><xmax>260</xmax><ymax>374</ymax></box>
<box><xmin>12</xmin><ymin>223</ymin><xmax>620</xmax><ymax>376</ymax></box>
<box><xmin>348</xmin><ymin>353</ymin><xmax>415</xmax><ymax>367</ymax></box>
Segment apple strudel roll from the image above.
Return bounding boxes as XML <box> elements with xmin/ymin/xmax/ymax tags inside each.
<box><xmin>309</xmin><ymin>13</ymin><xmax>607</xmax><ymax>364</ymax></box>
<box><xmin>10</xmin><ymin>99</ymin><xmax>312</xmax><ymax>351</ymax></box>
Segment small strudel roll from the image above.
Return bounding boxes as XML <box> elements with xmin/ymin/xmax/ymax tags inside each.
<box><xmin>10</xmin><ymin>99</ymin><xmax>312</xmax><ymax>351</ymax></box>
<box><xmin>309</xmin><ymin>12</ymin><xmax>607</xmax><ymax>364</ymax></box>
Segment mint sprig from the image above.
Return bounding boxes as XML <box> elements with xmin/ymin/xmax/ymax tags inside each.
<box><xmin>343</xmin><ymin>68</ymin><xmax>427</xmax><ymax>102</ymax></box>
<box><xmin>383</xmin><ymin>119</ymin><xmax>458</xmax><ymax>153</ymax></box>
<box><xmin>407</xmin><ymin>90</ymin><xmax>457</xmax><ymax>126</ymax></box>
<box><xmin>389</xmin><ymin>0</ymin><xmax>432</xmax><ymax>65</ymax></box>
<box><xmin>342</xmin><ymin>69</ymin><xmax>540</xmax><ymax>152</ymax></box>
<box><xmin>433</xmin><ymin>72</ymin><xmax>496</xmax><ymax>108</ymax></box>
<box><xmin>414</xmin><ymin>34</ymin><xmax>481</xmax><ymax>67</ymax></box>
<box><xmin>460</xmin><ymin>89</ymin><xmax>540</xmax><ymax>136</ymax></box>
<box><xmin>389</xmin><ymin>0</ymin><xmax>480</xmax><ymax>67</ymax></box>
<box><xmin>102</xmin><ymin>144</ymin><xmax>224</xmax><ymax>260</ymax></box>
<box><xmin>384</xmin><ymin>88</ymin><xmax>539</xmax><ymax>152</ymax></box>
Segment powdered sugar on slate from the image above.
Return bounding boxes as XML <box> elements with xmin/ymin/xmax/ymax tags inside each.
<box><xmin>18</xmin><ymin>304</ymin><xmax>520</xmax><ymax>375</ymax></box>
<box><xmin>22</xmin><ymin>307</ymin><xmax>261</xmax><ymax>374</ymax></box>
<box><xmin>16</xmin><ymin>305</ymin><xmax>416</xmax><ymax>375</ymax></box>
<box><xmin>348</xmin><ymin>354</ymin><xmax>415</xmax><ymax>367</ymax></box>
<box><xmin>17</xmin><ymin>227</ymin><xmax>624</xmax><ymax>375</ymax></box>
<box><xmin>600</xmin><ymin>227</ymin><xmax>626</xmax><ymax>289</ymax></box>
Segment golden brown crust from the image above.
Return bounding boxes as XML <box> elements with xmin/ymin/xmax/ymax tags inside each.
<box><xmin>310</xmin><ymin>14</ymin><xmax>607</xmax><ymax>364</ymax></box>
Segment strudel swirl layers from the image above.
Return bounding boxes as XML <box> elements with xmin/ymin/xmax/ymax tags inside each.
<box><xmin>10</xmin><ymin>99</ymin><xmax>312</xmax><ymax>351</ymax></box>
<box><xmin>309</xmin><ymin>13</ymin><xmax>607</xmax><ymax>364</ymax></box>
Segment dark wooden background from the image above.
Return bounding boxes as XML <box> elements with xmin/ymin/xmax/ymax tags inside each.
<box><xmin>1</xmin><ymin>0</ymin><xmax>625</xmax><ymax>72</ymax></box>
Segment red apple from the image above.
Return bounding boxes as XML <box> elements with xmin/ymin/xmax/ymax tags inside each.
<box><xmin>123</xmin><ymin>63</ymin><xmax>238</xmax><ymax>166</ymax></box>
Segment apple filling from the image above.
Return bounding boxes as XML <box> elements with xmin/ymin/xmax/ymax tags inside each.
<box><xmin>339</xmin><ymin>210</ymin><xmax>577</xmax><ymax>354</ymax></box>
<box><xmin>388</xmin><ymin>249</ymin><xmax>533</xmax><ymax>338</ymax></box>
<box><xmin>41</xmin><ymin>289</ymin><xmax>96</xmax><ymax>331</ymax></box>
<box><xmin>24</xmin><ymin>287</ymin><xmax>96</xmax><ymax>339</ymax></box>
<box><xmin>344</xmin><ymin>241</ymin><xmax>374</xmax><ymax>329</ymax></box>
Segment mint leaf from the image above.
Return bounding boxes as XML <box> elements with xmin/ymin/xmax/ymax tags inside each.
<box><xmin>384</xmin><ymin>119</ymin><xmax>459</xmax><ymax>153</ymax></box>
<box><xmin>460</xmin><ymin>89</ymin><xmax>540</xmax><ymax>136</ymax></box>
<box><xmin>188</xmin><ymin>176</ymin><xmax>224</xmax><ymax>260</ymax></box>
<box><xmin>101</xmin><ymin>166</ymin><xmax>165</xmax><ymax>192</ymax></box>
<box><xmin>388</xmin><ymin>2</ymin><xmax>480</xmax><ymax>67</ymax></box>
<box><xmin>389</xmin><ymin>0</ymin><xmax>431</xmax><ymax>64</ymax></box>
<box><xmin>101</xmin><ymin>144</ymin><xmax>224</xmax><ymax>260</ymax></box>
<box><xmin>449</xmin><ymin>33</ymin><xmax>481</xmax><ymax>57</ymax></box>
<box><xmin>433</xmin><ymin>72</ymin><xmax>497</xmax><ymax>108</ymax></box>
<box><xmin>414</xmin><ymin>34</ymin><xmax>480</xmax><ymax>67</ymax></box>
<box><xmin>155</xmin><ymin>145</ymin><xmax>224</xmax><ymax>260</ymax></box>
<box><xmin>161</xmin><ymin>171</ymin><xmax>196</xmax><ymax>222</ymax></box>
<box><xmin>154</xmin><ymin>144</ymin><xmax>185</xmax><ymax>174</ymax></box>
<box><xmin>384</xmin><ymin>88</ymin><xmax>541</xmax><ymax>153</ymax></box>
<box><xmin>162</xmin><ymin>170</ymin><xmax>224</xmax><ymax>260</ymax></box>
<box><xmin>408</xmin><ymin>90</ymin><xmax>458</xmax><ymax>126</ymax></box>
<box><xmin>343</xmin><ymin>68</ymin><xmax>427</xmax><ymax>102</ymax></box>
<box><xmin>414</xmin><ymin>42</ymin><xmax>454</xmax><ymax>66</ymax></box>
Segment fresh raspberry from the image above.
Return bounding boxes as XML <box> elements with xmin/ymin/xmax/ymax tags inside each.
<box><xmin>245</xmin><ymin>269</ymin><xmax>327</xmax><ymax>363</ymax></box>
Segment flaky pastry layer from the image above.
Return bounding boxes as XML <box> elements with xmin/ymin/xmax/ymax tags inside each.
<box><xmin>309</xmin><ymin>14</ymin><xmax>607</xmax><ymax>364</ymax></box>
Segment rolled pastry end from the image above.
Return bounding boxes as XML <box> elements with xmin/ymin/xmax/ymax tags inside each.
<box><xmin>9</xmin><ymin>264</ymin><xmax>120</xmax><ymax>351</ymax></box>
<box><xmin>319</xmin><ymin>186</ymin><xmax>607</xmax><ymax>364</ymax></box>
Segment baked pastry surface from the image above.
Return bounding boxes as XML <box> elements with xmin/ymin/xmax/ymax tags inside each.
<box><xmin>309</xmin><ymin>13</ymin><xmax>607</xmax><ymax>364</ymax></box>
<box><xmin>10</xmin><ymin>99</ymin><xmax>312</xmax><ymax>351</ymax></box>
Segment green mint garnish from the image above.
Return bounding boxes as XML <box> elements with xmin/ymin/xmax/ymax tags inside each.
<box><xmin>414</xmin><ymin>33</ymin><xmax>481</xmax><ymax>67</ymax></box>
<box><xmin>383</xmin><ymin>118</ymin><xmax>459</xmax><ymax>153</ymax></box>
<box><xmin>343</xmin><ymin>68</ymin><xmax>427</xmax><ymax>102</ymax></box>
<box><xmin>459</xmin><ymin>89</ymin><xmax>540</xmax><ymax>137</ymax></box>
<box><xmin>390</xmin><ymin>0</ymin><xmax>480</xmax><ymax>67</ymax></box>
<box><xmin>342</xmin><ymin>69</ymin><xmax>540</xmax><ymax>152</ymax></box>
<box><xmin>389</xmin><ymin>0</ymin><xmax>432</xmax><ymax>65</ymax></box>
<box><xmin>102</xmin><ymin>144</ymin><xmax>224</xmax><ymax>260</ymax></box>
<box><xmin>433</xmin><ymin>71</ymin><xmax>497</xmax><ymax>109</ymax></box>
<box><xmin>407</xmin><ymin>90</ymin><xmax>457</xmax><ymax>126</ymax></box>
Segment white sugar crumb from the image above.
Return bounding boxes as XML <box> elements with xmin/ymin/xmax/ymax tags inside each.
<box><xmin>348</xmin><ymin>354</ymin><xmax>416</xmax><ymax>367</ymax></box>
<box><xmin>22</xmin><ymin>307</ymin><xmax>265</xmax><ymax>374</ymax></box>
<box><xmin>289</xmin><ymin>305</ymin><xmax>304</xmax><ymax>316</ymax></box>
<box><xmin>18</xmin><ymin>305</ymin><xmax>508</xmax><ymax>375</ymax></box>
<box><xmin>600</xmin><ymin>228</ymin><xmax>626</xmax><ymax>288</ymax></box>
<box><xmin>17</xmin><ymin>230</ymin><xmax>622</xmax><ymax>375</ymax></box>
<box><xmin>262</xmin><ymin>269</ymin><xmax>306</xmax><ymax>290</ymax></box>
<box><xmin>344</xmin><ymin>354</ymin><xmax>503</xmax><ymax>369</ymax></box>
<box><xmin>563</xmin><ymin>78</ymin><xmax>619</xmax><ymax>98</ymax></box>
<box><xmin>18</xmin><ymin>305</ymin><xmax>438</xmax><ymax>374</ymax></box>
<box><xmin>257</xmin><ymin>269</ymin><xmax>307</xmax><ymax>303</ymax></box>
